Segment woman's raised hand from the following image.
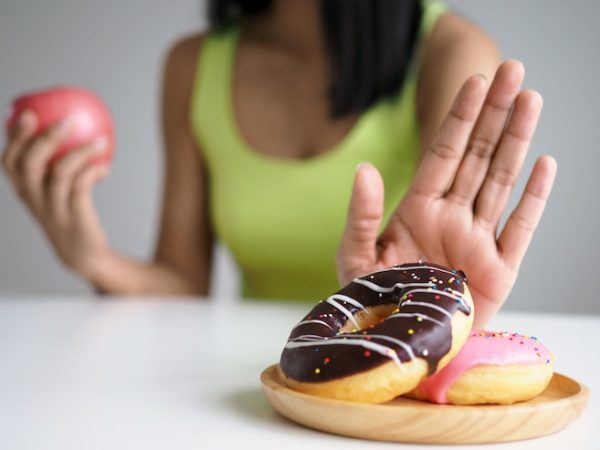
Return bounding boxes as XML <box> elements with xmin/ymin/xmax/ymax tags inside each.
<box><xmin>1</xmin><ymin>112</ymin><xmax>111</xmax><ymax>277</ymax></box>
<box><xmin>337</xmin><ymin>60</ymin><xmax>557</xmax><ymax>327</ymax></box>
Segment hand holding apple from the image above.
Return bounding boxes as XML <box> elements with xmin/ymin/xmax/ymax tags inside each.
<box><xmin>1</xmin><ymin>85</ymin><xmax>114</xmax><ymax>278</ymax></box>
<box><xmin>5</xmin><ymin>86</ymin><xmax>115</xmax><ymax>166</ymax></box>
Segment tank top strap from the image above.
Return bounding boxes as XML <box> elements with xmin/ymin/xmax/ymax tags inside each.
<box><xmin>421</xmin><ymin>0</ymin><xmax>449</xmax><ymax>37</ymax></box>
<box><xmin>406</xmin><ymin>0</ymin><xmax>449</xmax><ymax>79</ymax></box>
<box><xmin>385</xmin><ymin>0</ymin><xmax>448</xmax><ymax>141</ymax></box>
<box><xmin>189</xmin><ymin>24</ymin><xmax>241</xmax><ymax>165</ymax></box>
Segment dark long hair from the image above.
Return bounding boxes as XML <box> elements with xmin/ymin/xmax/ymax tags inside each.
<box><xmin>208</xmin><ymin>0</ymin><xmax>423</xmax><ymax>118</ymax></box>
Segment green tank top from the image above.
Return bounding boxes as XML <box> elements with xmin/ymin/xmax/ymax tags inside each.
<box><xmin>190</xmin><ymin>2</ymin><xmax>447</xmax><ymax>301</ymax></box>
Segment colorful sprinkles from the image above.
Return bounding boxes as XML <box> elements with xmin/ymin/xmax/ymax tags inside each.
<box><xmin>468</xmin><ymin>330</ymin><xmax>553</xmax><ymax>364</ymax></box>
<box><xmin>281</xmin><ymin>262</ymin><xmax>473</xmax><ymax>382</ymax></box>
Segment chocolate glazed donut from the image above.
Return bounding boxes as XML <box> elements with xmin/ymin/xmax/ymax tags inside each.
<box><xmin>278</xmin><ymin>262</ymin><xmax>474</xmax><ymax>403</ymax></box>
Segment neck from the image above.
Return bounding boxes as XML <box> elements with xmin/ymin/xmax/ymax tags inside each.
<box><xmin>252</xmin><ymin>0</ymin><xmax>324</xmax><ymax>56</ymax></box>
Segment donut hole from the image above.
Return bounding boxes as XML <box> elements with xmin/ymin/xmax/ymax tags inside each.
<box><xmin>340</xmin><ymin>304</ymin><xmax>398</xmax><ymax>334</ymax></box>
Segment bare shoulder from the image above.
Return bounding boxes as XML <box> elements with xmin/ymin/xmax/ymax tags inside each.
<box><xmin>163</xmin><ymin>32</ymin><xmax>207</xmax><ymax>84</ymax></box>
<box><xmin>430</xmin><ymin>12</ymin><xmax>498</xmax><ymax>49</ymax></box>
<box><xmin>161</xmin><ymin>31</ymin><xmax>208</xmax><ymax>136</ymax></box>
<box><xmin>421</xmin><ymin>12</ymin><xmax>501</xmax><ymax>82</ymax></box>
<box><xmin>160</xmin><ymin>32</ymin><xmax>209</xmax><ymax>165</ymax></box>
<box><xmin>415</xmin><ymin>11</ymin><xmax>502</xmax><ymax>151</ymax></box>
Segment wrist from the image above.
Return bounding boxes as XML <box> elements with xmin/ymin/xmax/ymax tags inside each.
<box><xmin>76</xmin><ymin>246</ymin><xmax>118</xmax><ymax>289</ymax></box>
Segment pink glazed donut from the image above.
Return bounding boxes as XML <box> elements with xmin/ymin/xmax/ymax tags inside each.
<box><xmin>407</xmin><ymin>330</ymin><xmax>554</xmax><ymax>405</ymax></box>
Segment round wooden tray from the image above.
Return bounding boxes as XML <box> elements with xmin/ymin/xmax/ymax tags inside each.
<box><xmin>260</xmin><ymin>364</ymin><xmax>589</xmax><ymax>444</ymax></box>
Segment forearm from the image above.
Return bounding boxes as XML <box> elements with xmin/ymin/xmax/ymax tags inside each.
<box><xmin>83</xmin><ymin>248</ymin><xmax>207</xmax><ymax>296</ymax></box>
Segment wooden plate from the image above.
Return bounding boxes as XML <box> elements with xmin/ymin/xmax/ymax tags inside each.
<box><xmin>260</xmin><ymin>364</ymin><xmax>589</xmax><ymax>444</ymax></box>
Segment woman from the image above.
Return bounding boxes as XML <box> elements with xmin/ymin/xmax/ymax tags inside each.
<box><xmin>1</xmin><ymin>0</ymin><xmax>556</xmax><ymax>328</ymax></box>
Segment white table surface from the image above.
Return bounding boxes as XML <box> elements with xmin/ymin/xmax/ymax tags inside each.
<box><xmin>0</xmin><ymin>296</ymin><xmax>597</xmax><ymax>450</ymax></box>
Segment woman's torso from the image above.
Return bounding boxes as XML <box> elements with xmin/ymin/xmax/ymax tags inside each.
<box><xmin>190</xmin><ymin>1</ymin><xmax>447</xmax><ymax>301</ymax></box>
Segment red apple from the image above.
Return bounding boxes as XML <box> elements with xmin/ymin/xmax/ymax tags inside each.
<box><xmin>5</xmin><ymin>86</ymin><xmax>115</xmax><ymax>166</ymax></box>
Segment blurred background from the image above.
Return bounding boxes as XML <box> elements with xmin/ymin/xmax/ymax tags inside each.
<box><xmin>0</xmin><ymin>0</ymin><xmax>598</xmax><ymax>314</ymax></box>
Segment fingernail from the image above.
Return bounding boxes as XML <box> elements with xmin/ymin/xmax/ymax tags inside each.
<box><xmin>57</xmin><ymin>116</ymin><xmax>74</xmax><ymax>132</ymax></box>
<box><xmin>356</xmin><ymin>162</ymin><xmax>368</xmax><ymax>172</ymax></box>
<box><xmin>92</xmin><ymin>136</ymin><xmax>108</xmax><ymax>151</ymax></box>
<box><xmin>475</xmin><ymin>73</ymin><xmax>487</xmax><ymax>81</ymax></box>
<box><xmin>19</xmin><ymin>110</ymin><xmax>34</xmax><ymax>127</ymax></box>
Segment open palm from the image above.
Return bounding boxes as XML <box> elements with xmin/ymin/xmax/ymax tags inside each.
<box><xmin>337</xmin><ymin>61</ymin><xmax>557</xmax><ymax>328</ymax></box>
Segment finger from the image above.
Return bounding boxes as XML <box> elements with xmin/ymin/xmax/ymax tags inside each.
<box><xmin>498</xmin><ymin>155</ymin><xmax>557</xmax><ymax>270</ymax></box>
<box><xmin>70</xmin><ymin>162</ymin><xmax>110</xmax><ymax>222</ymax></box>
<box><xmin>337</xmin><ymin>163</ymin><xmax>384</xmax><ymax>279</ymax></box>
<box><xmin>17</xmin><ymin>117</ymin><xmax>74</xmax><ymax>213</ymax></box>
<box><xmin>47</xmin><ymin>137</ymin><xmax>107</xmax><ymax>224</ymax></box>
<box><xmin>20</xmin><ymin>116</ymin><xmax>74</xmax><ymax>172</ymax></box>
<box><xmin>475</xmin><ymin>90</ymin><xmax>544</xmax><ymax>228</ymax></box>
<box><xmin>409</xmin><ymin>74</ymin><xmax>487</xmax><ymax>198</ymax></box>
<box><xmin>448</xmin><ymin>60</ymin><xmax>525</xmax><ymax>205</ymax></box>
<box><xmin>1</xmin><ymin>110</ymin><xmax>37</xmax><ymax>178</ymax></box>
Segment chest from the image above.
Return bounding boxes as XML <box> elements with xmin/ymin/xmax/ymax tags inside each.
<box><xmin>233</xmin><ymin>41</ymin><xmax>360</xmax><ymax>159</ymax></box>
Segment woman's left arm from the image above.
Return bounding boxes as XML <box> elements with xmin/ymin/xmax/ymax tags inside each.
<box><xmin>337</xmin><ymin>14</ymin><xmax>558</xmax><ymax>328</ymax></box>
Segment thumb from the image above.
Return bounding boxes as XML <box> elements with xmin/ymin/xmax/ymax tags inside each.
<box><xmin>337</xmin><ymin>162</ymin><xmax>384</xmax><ymax>284</ymax></box>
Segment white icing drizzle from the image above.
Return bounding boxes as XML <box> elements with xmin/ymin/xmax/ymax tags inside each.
<box><xmin>326</xmin><ymin>297</ymin><xmax>360</xmax><ymax>329</ymax></box>
<box><xmin>328</xmin><ymin>294</ymin><xmax>366</xmax><ymax>310</ymax></box>
<box><xmin>341</xmin><ymin>334</ymin><xmax>416</xmax><ymax>360</ymax></box>
<box><xmin>387</xmin><ymin>312</ymin><xmax>445</xmax><ymax>327</ymax></box>
<box><xmin>352</xmin><ymin>278</ymin><xmax>433</xmax><ymax>293</ymax></box>
<box><xmin>283</xmin><ymin>264</ymin><xmax>470</xmax><ymax>378</ymax></box>
<box><xmin>286</xmin><ymin>337</ymin><xmax>403</xmax><ymax>369</ymax></box>
<box><xmin>391</xmin><ymin>264</ymin><xmax>459</xmax><ymax>277</ymax></box>
<box><xmin>401</xmin><ymin>301</ymin><xmax>453</xmax><ymax>319</ymax></box>
<box><xmin>292</xmin><ymin>319</ymin><xmax>334</xmax><ymax>330</ymax></box>
<box><xmin>357</xmin><ymin>264</ymin><xmax>459</xmax><ymax>279</ymax></box>
<box><xmin>401</xmin><ymin>287</ymin><xmax>469</xmax><ymax>310</ymax></box>
<box><xmin>292</xmin><ymin>334</ymin><xmax>325</xmax><ymax>340</ymax></box>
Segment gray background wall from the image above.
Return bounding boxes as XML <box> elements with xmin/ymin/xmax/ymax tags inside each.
<box><xmin>0</xmin><ymin>1</ymin><xmax>598</xmax><ymax>314</ymax></box>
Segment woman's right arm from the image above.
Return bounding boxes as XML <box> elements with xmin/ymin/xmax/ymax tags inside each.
<box><xmin>88</xmin><ymin>33</ymin><xmax>213</xmax><ymax>295</ymax></box>
<box><xmin>1</xmin><ymin>33</ymin><xmax>213</xmax><ymax>296</ymax></box>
